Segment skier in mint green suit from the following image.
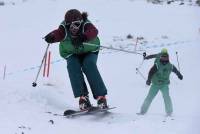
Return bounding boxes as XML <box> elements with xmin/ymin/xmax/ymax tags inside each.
<box><xmin>139</xmin><ymin>48</ymin><xmax>183</xmax><ymax>116</ymax></box>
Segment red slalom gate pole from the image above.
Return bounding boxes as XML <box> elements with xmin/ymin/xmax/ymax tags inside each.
<box><xmin>47</xmin><ymin>51</ymin><xmax>51</xmax><ymax>77</ymax></box>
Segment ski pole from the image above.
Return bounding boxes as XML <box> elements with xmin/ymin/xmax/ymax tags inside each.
<box><xmin>136</xmin><ymin>52</ymin><xmax>146</xmax><ymax>70</ymax></box>
<box><xmin>47</xmin><ymin>51</ymin><xmax>51</xmax><ymax>77</ymax></box>
<box><xmin>136</xmin><ymin>68</ymin><xmax>146</xmax><ymax>80</ymax></box>
<box><xmin>138</xmin><ymin>59</ymin><xmax>144</xmax><ymax>69</ymax></box>
<box><xmin>43</xmin><ymin>51</ymin><xmax>47</xmax><ymax>77</ymax></box>
<box><xmin>83</xmin><ymin>42</ymin><xmax>143</xmax><ymax>56</ymax></box>
<box><xmin>32</xmin><ymin>44</ymin><xmax>50</xmax><ymax>87</ymax></box>
<box><xmin>175</xmin><ymin>51</ymin><xmax>181</xmax><ymax>72</ymax></box>
<box><xmin>134</xmin><ymin>37</ymin><xmax>138</xmax><ymax>52</ymax></box>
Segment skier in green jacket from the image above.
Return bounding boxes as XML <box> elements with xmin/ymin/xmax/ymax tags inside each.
<box><xmin>139</xmin><ymin>48</ymin><xmax>183</xmax><ymax>116</ymax></box>
<box><xmin>44</xmin><ymin>9</ymin><xmax>108</xmax><ymax>110</ymax></box>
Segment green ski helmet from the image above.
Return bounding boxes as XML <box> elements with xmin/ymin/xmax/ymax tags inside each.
<box><xmin>161</xmin><ymin>48</ymin><xmax>168</xmax><ymax>55</ymax></box>
<box><xmin>160</xmin><ymin>48</ymin><xmax>169</xmax><ymax>64</ymax></box>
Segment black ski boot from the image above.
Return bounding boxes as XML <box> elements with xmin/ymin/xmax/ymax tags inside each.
<box><xmin>97</xmin><ymin>96</ymin><xmax>108</xmax><ymax>109</ymax></box>
<box><xmin>79</xmin><ymin>96</ymin><xmax>92</xmax><ymax>111</ymax></box>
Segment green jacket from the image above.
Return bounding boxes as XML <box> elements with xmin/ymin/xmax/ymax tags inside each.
<box><xmin>146</xmin><ymin>52</ymin><xmax>182</xmax><ymax>86</ymax></box>
<box><xmin>151</xmin><ymin>61</ymin><xmax>173</xmax><ymax>85</ymax></box>
<box><xmin>59</xmin><ymin>20</ymin><xmax>100</xmax><ymax>59</ymax></box>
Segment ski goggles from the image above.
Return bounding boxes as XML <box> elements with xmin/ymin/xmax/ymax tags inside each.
<box><xmin>68</xmin><ymin>20</ymin><xmax>83</xmax><ymax>30</ymax></box>
<box><xmin>160</xmin><ymin>55</ymin><xmax>169</xmax><ymax>61</ymax></box>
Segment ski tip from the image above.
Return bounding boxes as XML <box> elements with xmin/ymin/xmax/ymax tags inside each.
<box><xmin>63</xmin><ymin>109</ymin><xmax>77</xmax><ymax>116</ymax></box>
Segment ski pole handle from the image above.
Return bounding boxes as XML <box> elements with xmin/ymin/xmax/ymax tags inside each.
<box><xmin>143</xmin><ymin>52</ymin><xmax>146</xmax><ymax>59</ymax></box>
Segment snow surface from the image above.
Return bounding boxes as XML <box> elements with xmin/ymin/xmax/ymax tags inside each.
<box><xmin>0</xmin><ymin>0</ymin><xmax>200</xmax><ymax>134</ymax></box>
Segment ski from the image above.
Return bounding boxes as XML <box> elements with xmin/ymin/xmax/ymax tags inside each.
<box><xmin>87</xmin><ymin>106</ymin><xmax>116</xmax><ymax>114</ymax></box>
<box><xmin>135</xmin><ymin>113</ymin><xmax>175</xmax><ymax>123</ymax></box>
<box><xmin>46</xmin><ymin>106</ymin><xmax>116</xmax><ymax>118</ymax></box>
<box><xmin>46</xmin><ymin>109</ymin><xmax>89</xmax><ymax>117</ymax></box>
<box><xmin>63</xmin><ymin>109</ymin><xmax>89</xmax><ymax>117</ymax></box>
<box><xmin>63</xmin><ymin>106</ymin><xmax>116</xmax><ymax>118</ymax></box>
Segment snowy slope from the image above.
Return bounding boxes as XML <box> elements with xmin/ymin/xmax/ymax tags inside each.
<box><xmin>0</xmin><ymin>0</ymin><xmax>200</xmax><ymax>134</ymax></box>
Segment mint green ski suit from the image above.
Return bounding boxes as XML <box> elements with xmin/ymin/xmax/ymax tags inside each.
<box><xmin>140</xmin><ymin>53</ymin><xmax>183</xmax><ymax>115</ymax></box>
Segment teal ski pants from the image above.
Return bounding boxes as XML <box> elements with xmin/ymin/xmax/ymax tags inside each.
<box><xmin>140</xmin><ymin>84</ymin><xmax>173</xmax><ymax>114</ymax></box>
<box><xmin>66</xmin><ymin>52</ymin><xmax>107</xmax><ymax>99</ymax></box>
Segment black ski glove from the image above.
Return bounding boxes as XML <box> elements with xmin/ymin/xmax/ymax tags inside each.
<box><xmin>44</xmin><ymin>33</ymin><xmax>55</xmax><ymax>43</ymax></box>
<box><xmin>146</xmin><ymin>79</ymin><xmax>151</xmax><ymax>86</ymax></box>
<box><xmin>143</xmin><ymin>52</ymin><xmax>147</xmax><ymax>60</ymax></box>
<box><xmin>178</xmin><ymin>73</ymin><xmax>183</xmax><ymax>80</ymax></box>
